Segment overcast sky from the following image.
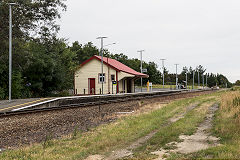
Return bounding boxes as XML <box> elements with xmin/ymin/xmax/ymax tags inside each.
<box><xmin>58</xmin><ymin>0</ymin><xmax>240</xmax><ymax>82</ymax></box>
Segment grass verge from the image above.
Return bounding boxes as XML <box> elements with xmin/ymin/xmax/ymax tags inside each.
<box><xmin>0</xmin><ymin>92</ymin><xmax>218</xmax><ymax>160</ymax></box>
<box><xmin>131</xmin><ymin>97</ymin><xmax>217</xmax><ymax>159</ymax></box>
<box><xmin>169</xmin><ymin>90</ymin><xmax>240</xmax><ymax>159</ymax></box>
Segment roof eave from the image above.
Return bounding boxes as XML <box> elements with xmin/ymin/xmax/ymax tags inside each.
<box><xmin>135</xmin><ymin>74</ymin><xmax>149</xmax><ymax>78</ymax></box>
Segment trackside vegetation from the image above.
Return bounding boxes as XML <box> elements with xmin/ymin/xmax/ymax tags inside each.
<box><xmin>168</xmin><ymin>89</ymin><xmax>240</xmax><ymax>159</ymax></box>
<box><xmin>131</xmin><ymin>100</ymin><xmax>216</xmax><ymax>159</ymax></box>
<box><xmin>0</xmin><ymin>92</ymin><xmax>221</xmax><ymax>160</ymax></box>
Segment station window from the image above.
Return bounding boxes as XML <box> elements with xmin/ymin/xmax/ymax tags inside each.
<box><xmin>111</xmin><ymin>75</ymin><xmax>115</xmax><ymax>81</ymax></box>
<box><xmin>99</xmin><ymin>73</ymin><xmax>105</xmax><ymax>83</ymax></box>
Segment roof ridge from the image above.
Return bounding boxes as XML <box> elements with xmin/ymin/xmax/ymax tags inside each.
<box><xmin>82</xmin><ymin>55</ymin><xmax>148</xmax><ymax>77</ymax></box>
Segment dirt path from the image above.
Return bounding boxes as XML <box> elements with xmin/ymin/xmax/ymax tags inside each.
<box><xmin>85</xmin><ymin>103</ymin><xmax>199</xmax><ymax>160</ymax></box>
<box><xmin>105</xmin><ymin>130</ymin><xmax>158</xmax><ymax>160</ymax></box>
<box><xmin>151</xmin><ymin>103</ymin><xmax>220</xmax><ymax>160</ymax></box>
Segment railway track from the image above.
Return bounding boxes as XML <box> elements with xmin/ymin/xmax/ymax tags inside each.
<box><xmin>0</xmin><ymin>89</ymin><xmax>216</xmax><ymax>149</ymax></box>
<box><xmin>0</xmin><ymin>89</ymin><xmax>214</xmax><ymax>117</ymax></box>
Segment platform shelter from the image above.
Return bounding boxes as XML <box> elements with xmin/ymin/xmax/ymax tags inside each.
<box><xmin>74</xmin><ymin>55</ymin><xmax>148</xmax><ymax>95</ymax></box>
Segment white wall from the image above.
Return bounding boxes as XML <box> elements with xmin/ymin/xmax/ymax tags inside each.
<box><xmin>75</xmin><ymin>59</ymin><xmax>135</xmax><ymax>94</ymax></box>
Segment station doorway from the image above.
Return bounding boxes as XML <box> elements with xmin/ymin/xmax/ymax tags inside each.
<box><xmin>127</xmin><ymin>79</ymin><xmax>132</xmax><ymax>93</ymax></box>
<box><xmin>88</xmin><ymin>78</ymin><xmax>95</xmax><ymax>94</ymax></box>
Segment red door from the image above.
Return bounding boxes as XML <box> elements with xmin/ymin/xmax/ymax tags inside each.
<box><xmin>89</xmin><ymin>78</ymin><xmax>95</xmax><ymax>94</ymax></box>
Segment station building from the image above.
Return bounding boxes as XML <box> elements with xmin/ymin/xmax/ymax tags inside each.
<box><xmin>74</xmin><ymin>55</ymin><xmax>148</xmax><ymax>95</ymax></box>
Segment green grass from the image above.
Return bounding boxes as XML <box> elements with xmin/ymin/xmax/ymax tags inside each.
<box><xmin>167</xmin><ymin>90</ymin><xmax>240</xmax><ymax>159</ymax></box>
<box><xmin>0</xmin><ymin>92</ymin><xmax>218</xmax><ymax>160</ymax></box>
<box><xmin>231</xmin><ymin>86</ymin><xmax>240</xmax><ymax>91</ymax></box>
<box><xmin>131</xmin><ymin>97</ymin><xmax>217</xmax><ymax>159</ymax></box>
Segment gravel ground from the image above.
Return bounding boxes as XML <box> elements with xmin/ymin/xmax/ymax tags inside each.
<box><xmin>0</xmin><ymin>90</ymin><xmax>214</xmax><ymax>149</ymax></box>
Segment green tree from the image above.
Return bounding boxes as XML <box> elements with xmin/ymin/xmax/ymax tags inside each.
<box><xmin>216</xmin><ymin>74</ymin><xmax>232</xmax><ymax>88</ymax></box>
<box><xmin>23</xmin><ymin>39</ymin><xmax>76</xmax><ymax>97</ymax></box>
<box><xmin>146</xmin><ymin>62</ymin><xmax>161</xmax><ymax>84</ymax></box>
<box><xmin>0</xmin><ymin>0</ymin><xmax>67</xmax><ymax>99</ymax></box>
<box><xmin>0</xmin><ymin>0</ymin><xmax>66</xmax><ymax>41</ymax></box>
<box><xmin>179</xmin><ymin>67</ymin><xmax>188</xmax><ymax>84</ymax></box>
<box><xmin>70</xmin><ymin>41</ymin><xmax>99</xmax><ymax>64</ymax></box>
<box><xmin>235</xmin><ymin>80</ymin><xmax>240</xmax><ymax>86</ymax></box>
<box><xmin>207</xmin><ymin>73</ymin><xmax>217</xmax><ymax>88</ymax></box>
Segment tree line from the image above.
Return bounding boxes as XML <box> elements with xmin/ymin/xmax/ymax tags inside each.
<box><xmin>0</xmin><ymin>0</ymin><xmax>233</xmax><ymax>99</ymax></box>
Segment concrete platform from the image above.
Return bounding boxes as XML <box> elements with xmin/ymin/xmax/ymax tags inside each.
<box><xmin>0</xmin><ymin>89</ymin><xmax>189</xmax><ymax>113</ymax></box>
<box><xmin>0</xmin><ymin>98</ymin><xmax>51</xmax><ymax>113</ymax></box>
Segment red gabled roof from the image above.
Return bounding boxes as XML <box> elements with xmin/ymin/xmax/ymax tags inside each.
<box><xmin>80</xmin><ymin>55</ymin><xmax>148</xmax><ymax>77</ymax></box>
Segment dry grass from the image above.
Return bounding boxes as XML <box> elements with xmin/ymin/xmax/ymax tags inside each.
<box><xmin>220</xmin><ymin>91</ymin><xmax>240</xmax><ymax>119</ymax></box>
<box><xmin>131</xmin><ymin>99</ymin><xmax>216</xmax><ymax>159</ymax></box>
<box><xmin>172</xmin><ymin>90</ymin><xmax>240</xmax><ymax>159</ymax></box>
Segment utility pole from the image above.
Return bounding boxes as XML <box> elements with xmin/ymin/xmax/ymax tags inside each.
<box><xmin>104</xmin><ymin>43</ymin><xmax>116</xmax><ymax>94</ymax></box>
<box><xmin>175</xmin><ymin>64</ymin><xmax>179</xmax><ymax>89</ymax></box>
<box><xmin>198</xmin><ymin>70</ymin><xmax>200</xmax><ymax>88</ymax></box>
<box><xmin>138</xmin><ymin>50</ymin><xmax>145</xmax><ymax>92</ymax></box>
<box><xmin>192</xmin><ymin>71</ymin><xmax>195</xmax><ymax>90</ymax></box>
<box><xmin>8</xmin><ymin>3</ymin><xmax>16</xmax><ymax>102</ymax></box>
<box><xmin>186</xmin><ymin>72</ymin><xmax>188</xmax><ymax>89</ymax></box>
<box><xmin>97</xmin><ymin>36</ymin><xmax>107</xmax><ymax>94</ymax></box>
<box><xmin>202</xmin><ymin>74</ymin><xmax>204</xmax><ymax>89</ymax></box>
<box><xmin>206</xmin><ymin>74</ymin><xmax>208</xmax><ymax>88</ymax></box>
<box><xmin>160</xmin><ymin>59</ymin><xmax>166</xmax><ymax>89</ymax></box>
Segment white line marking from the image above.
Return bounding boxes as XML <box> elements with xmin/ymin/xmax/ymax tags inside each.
<box><xmin>11</xmin><ymin>90</ymin><xmax>180</xmax><ymax>112</ymax></box>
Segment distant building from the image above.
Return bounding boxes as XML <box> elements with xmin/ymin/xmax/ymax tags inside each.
<box><xmin>74</xmin><ymin>55</ymin><xmax>148</xmax><ymax>95</ymax></box>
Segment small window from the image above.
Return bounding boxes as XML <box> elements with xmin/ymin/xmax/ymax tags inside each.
<box><xmin>111</xmin><ymin>75</ymin><xmax>115</xmax><ymax>81</ymax></box>
<box><xmin>99</xmin><ymin>73</ymin><xmax>105</xmax><ymax>83</ymax></box>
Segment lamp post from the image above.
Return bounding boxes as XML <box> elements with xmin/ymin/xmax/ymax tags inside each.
<box><xmin>97</xmin><ymin>36</ymin><xmax>107</xmax><ymax>94</ymax></box>
<box><xmin>175</xmin><ymin>64</ymin><xmax>179</xmax><ymax>89</ymax></box>
<box><xmin>138</xmin><ymin>50</ymin><xmax>145</xmax><ymax>92</ymax></box>
<box><xmin>186</xmin><ymin>71</ymin><xmax>188</xmax><ymax>89</ymax></box>
<box><xmin>160</xmin><ymin>59</ymin><xmax>166</xmax><ymax>89</ymax></box>
<box><xmin>202</xmin><ymin>74</ymin><xmax>204</xmax><ymax>89</ymax></box>
<box><xmin>8</xmin><ymin>3</ymin><xmax>16</xmax><ymax>102</ymax></box>
<box><xmin>198</xmin><ymin>69</ymin><xmax>200</xmax><ymax>88</ymax></box>
<box><xmin>192</xmin><ymin>71</ymin><xmax>195</xmax><ymax>90</ymax></box>
<box><xmin>103</xmin><ymin>42</ymin><xmax>116</xmax><ymax>94</ymax></box>
<box><xmin>206</xmin><ymin>74</ymin><xmax>208</xmax><ymax>88</ymax></box>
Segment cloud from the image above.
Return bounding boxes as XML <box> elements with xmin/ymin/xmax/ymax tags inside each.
<box><xmin>58</xmin><ymin>0</ymin><xmax>240</xmax><ymax>82</ymax></box>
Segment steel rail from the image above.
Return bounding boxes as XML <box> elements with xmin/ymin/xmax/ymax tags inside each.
<box><xmin>0</xmin><ymin>89</ymin><xmax>214</xmax><ymax>118</ymax></box>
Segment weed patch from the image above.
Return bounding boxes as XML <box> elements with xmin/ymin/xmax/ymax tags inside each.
<box><xmin>168</xmin><ymin>91</ymin><xmax>240</xmax><ymax>159</ymax></box>
<box><xmin>132</xmin><ymin>99</ymin><xmax>216</xmax><ymax>159</ymax></box>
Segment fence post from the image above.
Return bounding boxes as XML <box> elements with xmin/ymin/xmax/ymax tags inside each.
<box><xmin>84</xmin><ymin>89</ymin><xmax>85</xmax><ymax>95</ymax></box>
